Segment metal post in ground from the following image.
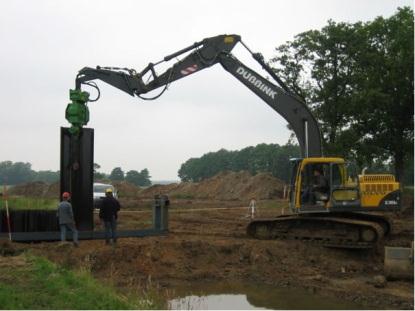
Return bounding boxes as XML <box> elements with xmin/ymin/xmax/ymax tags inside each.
<box><xmin>3</xmin><ymin>183</ymin><xmax>11</xmax><ymax>241</ymax></box>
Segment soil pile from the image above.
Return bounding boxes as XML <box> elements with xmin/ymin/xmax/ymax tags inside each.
<box><xmin>139</xmin><ymin>171</ymin><xmax>286</xmax><ymax>201</ymax></box>
<box><xmin>9</xmin><ymin>171</ymin><xmax>285</xmax><ymax>201</ymax></box>
<box><xmin>137</xmin><ymin>183</ymin><xmax>184</xmax><ymax>199</ymax></box>
<box><xmin>111</xmin><ymin>181</ymin><xmax>141</xmax><ymax>198</ymax></box>
<box><xmin>45</xmin><ymin>182</ymin><xmax>60</xmax><ymax>198</ymax></box>
<box><xmin>9</xmin><ymin>181</ymin><xmax>56</xmax><ymax>198</ymax></box>
<box><xmin>8</xmin><ymin>181</ymin><xmax>140</xmax><ymax>200</ymax></box>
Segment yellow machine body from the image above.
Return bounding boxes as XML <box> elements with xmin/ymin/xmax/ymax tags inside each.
<box><xmin>290</xmin><ymin>157</ymin><xmax>401</xmax><ymax>213</ymax></box>
<box><xmin>358</xmin><ymin>174</ymin><xmax>400</xmax><ymax>208</ymax></box>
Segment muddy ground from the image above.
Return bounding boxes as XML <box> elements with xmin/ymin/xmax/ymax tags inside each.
<box><xmin>12</xmin><ymin>200</ymin><xmax>415</xmax><ymax>310</ymax></box>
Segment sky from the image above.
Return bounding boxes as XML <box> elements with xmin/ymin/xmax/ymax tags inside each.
<box><xmin>0</xmin><ymin>0</ymin><xmax>412</xmax><ymax>180</ymax></box>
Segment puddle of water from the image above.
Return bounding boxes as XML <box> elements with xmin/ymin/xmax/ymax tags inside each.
<box><xmin>171</xmin><ymin>293</ymin><xmax>265</xmax><ymax>310</ymax></box>
<box><xmin>168</xmin><ymin>281</ymin><xmax>364</xmax><ymax>310</ymax></box>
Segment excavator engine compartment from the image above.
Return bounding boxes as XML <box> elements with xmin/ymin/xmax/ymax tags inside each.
<box><xmin>359</xmin><ymin>174</ymin><xmax>401</xmax><ymax>210</ymax></box>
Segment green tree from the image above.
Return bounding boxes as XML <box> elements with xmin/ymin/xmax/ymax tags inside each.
<box><xmin>230</xmin><ymin>146</ymin><xmax>253</xmax><ymax>173</ymax></box>
<box><xmin>178</xmin><ymin>143</ymin><xmax>301</xmax><ymax>182</ymax></box>
<box><xmin>271</xmin><ymin>7</ymin><xmax>413</xmax><ymax>182</ymax></box>
<box><xmin>351</xmin><ymin>7</ymin><xmax>414</xmax><ymax>182</ymax></box>
<box><xmin>0</xmin><ymin>161</ymin><xmax>60</xmax><ymax>185</ymax></box>
<box><xmin>272</xmin><ymin>143</ymin><xmax>302</xmax><ymax>182</ymax></box>
<box><xmin>272</xmin><ymin>20</ymin><xmax>365</xmax><ymax>158</ymax></box>
<box><xmin>0</xmin><ymin>161</ymin><xmax>35</xmax><ymax>185</ymax></box>
<box><xmin>125</xmin><ymin>170</ymin><xmax>141</xmax><ymax>185</ymax></box>
<box><xmin>34</xmin><ymin>170</ymin><xmax>59</xmax><ymax>183</ymax></box>
<box><xmin>93</xmin><ymin>163</ymin><xmax>106</xmax><ymax>180</ymax></box>
<box><xmin>178</xmin><ymin>158</ymin><xmax>201</xmax><ymax>182</ymax></box>
<box><xmin>109</xmin><ymin>167</ymin><xmax>124</xmax><ymax>181</ymax></box>
<box><xmin>0</xmin><ymin>161</ymin><xmax>14</xmax><ymax>184</ymax></box>
<box><xmin>138</xmin><ymin>169</ymin><xmax>152</xmax><ymax>187</ymax></box>
<box><xmin>125</xmin><ymin>169</ymin><xmax>151</xmax><ymax>186</ymax></box>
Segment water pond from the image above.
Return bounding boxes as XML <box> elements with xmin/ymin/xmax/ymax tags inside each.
<box><xmin>168</xmin><ymin>281</ymin><xmax>364</xmax><ymax>310</ymax></box>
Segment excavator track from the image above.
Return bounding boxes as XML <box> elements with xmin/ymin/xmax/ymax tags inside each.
<box><xmin>247</xmin><ymin>213</ymin><xmax>389</xmax><ymax>249</ymax></box>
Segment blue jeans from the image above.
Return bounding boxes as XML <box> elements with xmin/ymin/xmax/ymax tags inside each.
<box><xmin>104</xmin><ymin>218</ymin><xmax>117</xmax><ymax>243</ymax></box>
<box><xmin>60</xmin><ymin>223</ymin><xmax>79</xmax><ymax>243</ymax></box>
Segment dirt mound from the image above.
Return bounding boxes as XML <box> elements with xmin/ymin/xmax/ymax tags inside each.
<box><xmin>0</xmin><ymin>241</ymin><xmax>25</xmax><ymax>257</ymax></box>
<box><xmin>45</xmin><ymin>182</ymin><xmax>60</xmax><ymax>198</ymax></box>
<box><xmin>9</xmin><ymin>171</ymin><xmax>285</xmax><ymax>202</ymax></box>
<box><xmin>8</xmin><ymin>181</ymin><xmax>60</xmax><ymax>198</ymax></box>
<box><xmin>139</xmin><ymin>171</ymin><xmax>286</xmax><ymax>201</ymax></box>
<box><xmin>111</xmin><ymin>181</ymin><xmax>141</xmax><ymax>198</ymax></box>
<box><xmin>9</xmin><ymin>181</ymin><xmax>49</xmax><ymax>197</ymax></box>
<box><xmin>138</xmin><ymin>183</ymin><xmax>183</xmax><ymax>199</ymax></box>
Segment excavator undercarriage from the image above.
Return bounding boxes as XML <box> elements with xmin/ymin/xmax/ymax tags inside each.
<box><xmin>247</xmin><ymin>212</ymin><xmax>391</xmax><ymax>249</ymax></box>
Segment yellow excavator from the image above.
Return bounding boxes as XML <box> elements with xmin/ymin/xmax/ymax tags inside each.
<box><xmin>247</xmin><ymin>157</ymin><xmax>400</xmax><ymax>248</ymax></box>
<box><xmin>67</xmin><ymin>34</ymin><xmax>401</xmax><ymax>248</ymax></box>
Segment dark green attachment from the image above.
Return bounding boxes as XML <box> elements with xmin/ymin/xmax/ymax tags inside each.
<box><xmin>65</xmin><ymin>89</ymin><xmax>90</xmax><ymax>135</ymax></box>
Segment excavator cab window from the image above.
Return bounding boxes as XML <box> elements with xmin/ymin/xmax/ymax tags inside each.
<box><xmin>330</xmin><ymin>163</ymin><xmax>360</xmax><ymax>203</ymax></box>
<box><xmin>331</xmin><ymin>163</ymin><xmax>343</xmax><ymax>187</ymax></box>
<box><xmin>300</xmin><ymin>163</ymin><xmax>330</xmax><ymax>205</ymax></box>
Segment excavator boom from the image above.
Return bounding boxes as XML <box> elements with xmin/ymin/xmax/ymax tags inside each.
<box><xmin>73</xmin><ymin>34</ymin><xmax>322</xmax><ymax>157</ymax></box>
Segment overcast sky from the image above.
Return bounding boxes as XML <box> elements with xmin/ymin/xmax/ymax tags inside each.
<box><xmin>0</xmin><ymin>0</ymin><xmax>412</xmax><ymax>180</ymax></box>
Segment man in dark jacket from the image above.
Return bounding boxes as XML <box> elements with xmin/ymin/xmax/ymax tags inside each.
<box><xmin>57</xmin><ymin>192</ymin><xmax>79</xmax><ymax>246</ymax></box>
<box><xmin>99</xmin><ymin>188</ymin><xmax>120</xmax><ymax>245</ymax></box>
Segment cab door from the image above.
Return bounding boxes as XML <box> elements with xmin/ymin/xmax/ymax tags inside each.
<box><xmin>298</xmin><ymin>162</ymin><xmax>330</xmax><ymax>213</ymax></box>
<box><xmin>288</xmin><ymin>159</ymin><xmax>301</xmax><ymax>213</ymax></box>
<box><xmin>329</xmin><ymin>162</ymin><xmax>361</xmax><ymax>211</ymax></box>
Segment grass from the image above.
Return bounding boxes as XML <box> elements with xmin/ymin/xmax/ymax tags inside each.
<box><xmin>0</xmin><ymin>196</ymin><xmax>58</xmax><ymax>211</ymax></box>
<box><xmin>0</xmin><ymin>253</ymin><xmax>161</xmax><ymax>309</ymax></box>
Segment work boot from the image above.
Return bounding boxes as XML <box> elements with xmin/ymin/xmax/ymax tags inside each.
<box><xmin>73</xmin><ymin>241</ymin><xmax>79</xmax><ymax>247</ymax></box>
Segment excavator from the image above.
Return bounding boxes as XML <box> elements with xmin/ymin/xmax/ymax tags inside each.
<box><xmin>66</xmin><ymin>34</ymin><xmax>401</xmax><ymax>249</ymax></box>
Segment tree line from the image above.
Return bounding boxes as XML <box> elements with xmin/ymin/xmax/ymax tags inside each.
<box><xmin>178</xmin><ymin>143</ymin><xmax>301</xmax><ymax>183</ymax></box>
<box><xmin>178</xmin><ymin>141</ymin><xmax>413</xmax><ymax>185</ymax></box>
<box><xmin>0</xmin><ymin>161</ymin><xmax>152</xmax><ymax>187</ymax></box>
<box><xmin>94</xmin><ymin>164</ymin><xmax>151</xmax><ymax>187</ymax></box>
<box><xmin>270</xmin><ymin>7</ymin><xmax>413</xmax><ymax>183</ymax></box>
<box><xmin>0</xmin><ymin>161</ymin><xmax>59</xmax><ymax>185</ymax></box>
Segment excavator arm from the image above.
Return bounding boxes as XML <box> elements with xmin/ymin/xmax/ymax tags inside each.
<box><xmin>218</xmin><ymin>53</ymin><xmax>321</xmax><ymax>157</ymax></box>
<box><xmin>75</xmin><ymin>34</ymin><xmax>241</xmax><ymax>97</ymax></box>
<box><xmin>69</xmin><ymin>34</ymin><xmax>322</xmax><ymax>157</ymax></box>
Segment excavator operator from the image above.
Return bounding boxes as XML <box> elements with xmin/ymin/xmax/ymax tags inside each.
<box><xmin>312</xmin><ymin>168</ymin><xmax>329</xmax><ymax>203</ymax></box>
<box><xmin>301</xmin><ymin>166</ymin><xmax>329</xmax><ymax>205</ymax></box>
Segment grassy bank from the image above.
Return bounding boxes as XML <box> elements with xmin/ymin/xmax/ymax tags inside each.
<box><xmin>0</xmin><ymin>252</ymin><xmax>160</xmax><ymax>309</ymax></box>
<box><xmin>0</xmin><ymin>196</ymin><xmax>58</xmax><ymax>210</ymax></box>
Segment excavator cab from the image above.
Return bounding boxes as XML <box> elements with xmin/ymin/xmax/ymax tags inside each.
<box><xmin>289</xmin><ymin>157</ymin><xmax>361</xmax><ymax>214</ymax></box>
<box><xmin>289</xmin><ymin>157</ymin><xmax>400</xmax><ymax>215</ymax></box>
